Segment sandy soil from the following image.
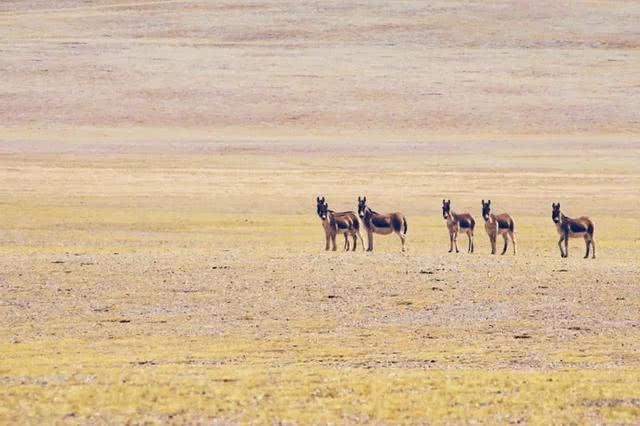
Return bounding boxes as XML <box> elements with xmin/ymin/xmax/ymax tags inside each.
<box><xmin>1</xmin><ymin>1</ymin><xmax>640</xmax><ymax>424</ymax></box>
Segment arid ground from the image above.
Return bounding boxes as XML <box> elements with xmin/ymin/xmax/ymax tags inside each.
<box><xmin>1</xmin><ymin>1</ymin><xmax>640</xmax><ymax>424</ymax></box>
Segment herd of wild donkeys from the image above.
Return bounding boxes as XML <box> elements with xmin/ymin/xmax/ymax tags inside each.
<box><xmin>316</xmin><ymin>197</ymin><xmax>596</xmax><ymax>259</ymax></box>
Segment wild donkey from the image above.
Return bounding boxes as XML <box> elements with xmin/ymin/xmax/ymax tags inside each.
<box><xmin>357</xmin><ymin>196</ymin><xmax>408</xmax><ymax>252</ymax></box>
<box><xmin>481</xmin><ymin>200</ymin><xmax>516</xmax><ymax>255</ymax></box>
<box><xmin>316</xmin><ymin>197</ymin><xmax>364</xmax><ymax>251</ymax></box>
<box><xmin>442</xmin><ymin>200</ymin><xmax>475</xmax><ymax>253</ymax></box>
<box><xmin>552</xmin><ymin>203</ymin><xmax>596</xmax><ymax>259</ymax></box>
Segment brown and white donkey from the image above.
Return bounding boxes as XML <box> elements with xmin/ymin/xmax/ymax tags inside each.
<box><xmin>357</xmin><ymin>196</ymin><xmax>408</xmax><ymax>252</ymax></box>
<box><xmin>481</xmin><ymin>200</ymin><xmax>516</xmax><ymax>255</ymax></box>
<box><xmin>316</xmin><ymin>196</ymin><xmax>364</xmax><ymax>251</ymax></box>
<box><xmin>552</xmin><ymin>203</ymin><xmax>596</xmax><ymax>259</ymax></box>
<box><xmin>442</xmin><ymin>200</ymin><xmax>475</xmax><ymax>253</ymax></box>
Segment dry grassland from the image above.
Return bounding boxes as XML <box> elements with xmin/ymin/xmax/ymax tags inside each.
<box><xmin>1</xmin><ymin>1</ymin><xmax>640</xmax><ymax>424</ymax></box>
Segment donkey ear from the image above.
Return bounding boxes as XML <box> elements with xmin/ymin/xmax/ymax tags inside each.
<box><xmin>488</xmin><ymin>200</ymin><xmax>491</xmax><ymax>205</ymax></box>
<box><xmin>317</xmin><ymin>196</ymin><xmax>320</xmax><ymax>202</ymax></box>
<box><xmin>481</xmin><ymin>199</ymin><xmax>484</xmax><ymax>204</ymax></box>
<box><xmin>358</xmin><ymin>196</ymin><xmax>361</xmax><ymax>202</ymax></box>
<box><xmin>363</xmin><ymin>196</ymin><xmax>366</xmax><ymax>202</ymax></box>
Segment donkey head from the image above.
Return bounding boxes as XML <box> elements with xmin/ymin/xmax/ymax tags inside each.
<box><xmin>481</xmin><ymin>199</ymin><xmax>491</xmax><ymax>221</ymax></box>
<box><xmin>442</xmin><ymin>199</ymin><xmax>451</xmax><ymax>219</ymax></box>
<box><xmin>357</xmin><ymin>196</ymin><xmax>368</xmax><ymax>219</ymax></box>
<box><xmin>552</xmin><ymin>202</ymin><xmax>561</xmax><ymax>224</ymax></box>
<box><xmin>316</xmin><ymin>196</ymin><xmax>328</xmax><ymax>220</ymax></box>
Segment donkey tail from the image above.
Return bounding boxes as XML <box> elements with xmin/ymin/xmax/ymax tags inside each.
<box><xmin>352</xmin><ymin>216</ymin><xmax>360</xmax><ymax>231</ymax></box>
<box><xmin>403</xmin><ymin>216</ymin><xmax>408</xmax><ymax>235</ymax></box>
<box><xmin>588</xmin><ymin>222</ymin><xmax>594</xmax><ymax>236</ymax></box>
<box><xmin>510</xmin><ymin>220</ymin><xmax>515</xmax><ymax>233</ymax></box>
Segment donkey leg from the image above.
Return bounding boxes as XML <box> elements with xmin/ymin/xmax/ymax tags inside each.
<box><xmin>448</xmin><ymin>232</ymin><xmax>454</xmax><ymax>253</ymax></box>
<box><xmin>343</xmin><ymin>234</ymin><xmax>350</xmax><ymax>251</ymax></box>
<box><xmin>325</xmin><ymin>234</ymin><xmax>330</xmax><ymax>251</ymax></box>
<box><xmin>501</xmin><ymin>234</ymin><xmax>508</xmax><ymax>255</ymax></box>
<box><xmin>352</xmin><ymin>233</ymin><xmax>357</xmax><ymax>251</ymax></box>
<box><xmin>564</xmin><ymin>236</ymin><xmax>569</xmax><ymax>258</ymax></box>
<box><xmin>454</xmin><ymin>233</ymin><xmax>459</xmax><ymax>253</ymax></box>
<box><xmin>584</xmin><ymin>235</ymin><xmax>590</xmax><ymax>259</ymax></box>
<box><xmin>367</xmin><ymin>230</ymin><xmax>374</xmax><ymax>252</ymax></box>
<box><xmin>558</xmin><ymin>237</ymin><xmax>565</xmax><ymax>257</ymax></box>
<box><xmin>490</xmin><ymin>235</ymin><xmax>496</xmax><ymax>255</ymax></box>
<box><xmin>357</xmin><ymin>231</ymin><xmax>365</xmax><ymax>251</ymax></box>
<box><xmin>331</xmin><ymin>234</ymin><xmax>337</xmax><ymax>251</ymax></box>
<box><xmin>398</xmin><ymin>231</ymin><xmax>406</xmax><ymax>252</ymax></box>
<box><xmin>511</xmin><ymin>231</ymin><xmax>517</xmax><ymax>255</ymax></box>
<box><xmin>591</xmin><ymin>238</ymin><xmax>596</xmax><ymax>259</ymax></box>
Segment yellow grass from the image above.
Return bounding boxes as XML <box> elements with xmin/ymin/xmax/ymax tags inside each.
<box><xmin>2</xmin><ymin>336</ymin><xmax>640</xmax><ymax>423</ymax></box>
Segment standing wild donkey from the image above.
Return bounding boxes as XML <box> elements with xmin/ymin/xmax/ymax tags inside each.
<box><xmin>357</xmin><ymin>196</ymin><xmax>408</xmax><ymax>252</ymax></box>
<box><xmin>552</xmin><ymin>203</ymin><xmax>596</xmax><ymax>259</ymax></box>
<box><xmin>442</xmin><ymin>200</ymin><xmax>475</xmax><ymax>253</ymax></box>
<box><xmin>481</xmin><ymin>200</ymin><xmax>516</xmax><ymax>255</ymax></box>
<box><xmin>316</xmin><ymin>197</ymin><xmax>364</xmax><ymax>251</ymax></box>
